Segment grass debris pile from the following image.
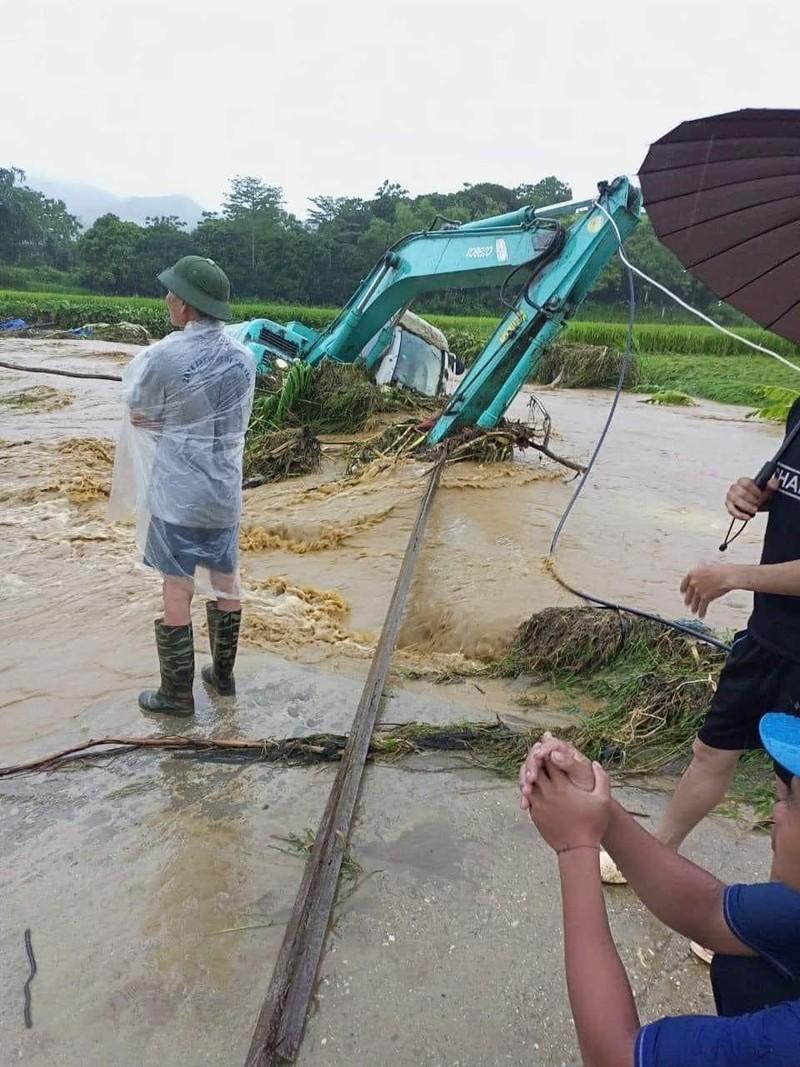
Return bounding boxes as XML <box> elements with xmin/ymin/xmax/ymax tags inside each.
<box><xmin>498</xmin><ymin>605</ymin><xmax>727</xmax><ymax>773</ymax></box>
<box><xmin>244</xmin><ymin>426</ymin><xmax>322</xmax><ymax>485</ymax></box>
<box><xmin>346</xmin><ymin>418</ymin><xmax>582</xmax><ymax>475</ymax></box>
<box><xmin>0</xmin><ymin>385</ymin><xmax>73</xmax><ymax>412</ymax></box>
<box><xmin>642</xmin><ymin>390</ymin><xmax>697</xmax><ymax>407</ymax></box>
<box><xmin>534</xmin><ymin>343</ymin><xmax>641</xmax><ymax>389</ymax></box>
<box><xmin>248</xmin><ymin>360</ymin><xmax>442</xmax><ymax>439</ymax></box>
<box><xmin>498</xmin><ymin>606</ymin><xmax>657</xmax><ymax>676</ymax></box>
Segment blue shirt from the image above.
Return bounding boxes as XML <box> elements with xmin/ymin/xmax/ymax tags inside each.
<box><xmin>636</xmin><ymin>882</ymin><xmax>800</xmax><ymax>1066</ymax></box>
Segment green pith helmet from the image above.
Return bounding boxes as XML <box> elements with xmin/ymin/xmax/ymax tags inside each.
<box><xmin>157</xmin><ymin>256</ymin><xmax>232</xmax><ymax>320</ymax></box>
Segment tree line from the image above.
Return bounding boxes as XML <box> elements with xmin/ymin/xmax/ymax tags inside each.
<box><xmin>0</xmin><ymin>167</ymin><xmax>719</xmax><ymax>315</ymax></box>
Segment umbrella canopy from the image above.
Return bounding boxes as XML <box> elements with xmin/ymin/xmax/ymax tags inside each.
<box><xmin>639</xmin><ymin>109</ymin><xmax>800</xmax><ymax>344</ymax></box>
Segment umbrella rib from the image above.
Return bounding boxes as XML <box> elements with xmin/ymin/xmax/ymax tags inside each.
<box><xmin>642</xmin><ymin>176</ymin><xmax>800</xmax><ymax>210</ymax></box>
<box><xmin>719</xmin><ymin>250</ymin><xmax>800</xmax><ymax>301</ymax></box>
<box><xmin>674</xmin><ymin>217</ymin><xmax>800</xmax><ymax>272</ymax></box>
<box><xmin>766</xmin><ymin>295</ymin><xmax>800</xmax><ymax>333</ymax></box>
<box><xmin>655</xmin><ymin>194</ymin><xmax>800</xmax><ymax>238</ymax></box>
<box><xmin>640</xmin><ymin>151</ymin><xmax>800</xmax><ymax>178</ymax></box>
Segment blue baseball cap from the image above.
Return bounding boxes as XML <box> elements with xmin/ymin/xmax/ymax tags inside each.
<box><xmin>759</xmin><ymin>713</ymin><xmax>800</xmax><ymax>785</ymax></box>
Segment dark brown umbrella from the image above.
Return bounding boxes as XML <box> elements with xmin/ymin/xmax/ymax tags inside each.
<box><xmin>639</xmin><ymin>109</ymin><xmax>800</xmax><ymax>344</ymax></box>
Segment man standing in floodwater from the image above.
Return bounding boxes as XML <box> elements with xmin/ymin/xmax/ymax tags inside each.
<box><xmin>109</xmin><ymin>256</ymin><xmax>255</xmax><ymax>716</ymax></box>
<box><xmin>600</xmin><ymin>399</ymin><xmax>800</xmax><ymax>900</ymax></box>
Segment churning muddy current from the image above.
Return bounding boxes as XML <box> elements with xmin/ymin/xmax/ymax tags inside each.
<box><xmin>0</xmin><ymin>337</ymin><xmax>783</xmax><ymax>759</ymax></box>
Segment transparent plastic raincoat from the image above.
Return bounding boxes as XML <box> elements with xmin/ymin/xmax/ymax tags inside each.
<box><xmin>109</xmin><ymin>320</ymin><xmax>255</xmax><ymax>598</ymax></box>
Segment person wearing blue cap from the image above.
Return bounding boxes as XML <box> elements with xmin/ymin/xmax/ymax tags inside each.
<box><xmin>518</xmin><ymin>729</ymin><xmax>800</xmax><ymax>1067</ymax></box>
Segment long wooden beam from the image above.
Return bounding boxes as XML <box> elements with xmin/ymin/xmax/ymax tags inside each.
<box><xmin>244</xmin><ymin>457</ymin><xmax>445</xmax><ymax>1066</ymax></box>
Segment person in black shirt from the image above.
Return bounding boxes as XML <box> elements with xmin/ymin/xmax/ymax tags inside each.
<box><xmin>603</xmin><ymin>400</ymin><xmax>800</xmax><ymax>876</ymax></box>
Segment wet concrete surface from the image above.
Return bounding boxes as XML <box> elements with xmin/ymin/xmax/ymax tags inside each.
<box><xmin>299</xmin><ymin>776</ymin><xmax>767</xmax><ymax>1067</ymax></box>
<box><xmin>0</xmin><ymin>339</ymin><xmax>781</xmax><ymax>1064</ymax></box>
<box><xmin>1</xmin><ymin>684</ymin><xmax>772</xmax><ymax>1066</ymax></box>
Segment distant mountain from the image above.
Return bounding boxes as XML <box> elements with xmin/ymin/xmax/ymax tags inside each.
<box><xmin>27</xmin><ymin>174</ymin><xmax>206</xmax><ymax>230</ymax></box>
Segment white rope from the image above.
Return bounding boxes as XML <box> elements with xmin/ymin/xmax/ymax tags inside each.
<box><xmin>593</xmin><ymin>200</ymin><xmax>800</xmax><ymax>376</ymax></box>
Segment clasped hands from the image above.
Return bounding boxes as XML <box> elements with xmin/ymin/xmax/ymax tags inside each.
<box><xmin>518</xmin><ymin>732</ymin><xmax>611</xmax><ymax>853</ymax></box>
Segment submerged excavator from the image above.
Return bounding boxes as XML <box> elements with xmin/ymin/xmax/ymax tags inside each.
<box><xmin>225</xmin><ymin>176</ymin><xmax>641</xmax><ymax>444</ymax></box>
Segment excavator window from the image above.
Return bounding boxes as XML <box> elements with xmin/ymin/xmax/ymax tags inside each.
<box><xmin>393</xmin><ymin>330</ymin><xmax>445</xmax><ymax>397</ymax></box>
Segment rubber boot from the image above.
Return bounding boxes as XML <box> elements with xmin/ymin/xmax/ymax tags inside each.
<box><xmin>139</xmin><ymin>619</ymin><xmax>195</xmax><ymax>716</ymax></box>
<box><xmin>201</xmin><ymin>602</ymin><xmax>241</xmax><ymax>696</ymax></box>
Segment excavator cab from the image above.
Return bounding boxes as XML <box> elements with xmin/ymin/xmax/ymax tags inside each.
<box><xmin>369</xmin><ymin>311</ymin><xmax>462</xmax><ymax>398</ymax></box>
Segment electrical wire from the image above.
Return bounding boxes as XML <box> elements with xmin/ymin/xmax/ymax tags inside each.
<box><xmin>592</xmin><ymin>201</ymin><xmax>800</xmax><ymax>555</ymax></box>
<box><xmin>545</xmin><ymin>202</ymin><xmax>732</xmax><ymax>654</ymax></box>
<box><xmin>593</xmin><ymin>201</ymin><xmax>800</xmax><ymax>376</ymax></box>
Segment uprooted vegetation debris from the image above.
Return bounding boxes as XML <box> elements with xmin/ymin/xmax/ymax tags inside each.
<box><xmin>0</xmin><ymin>385</ymin><xmax>73</xmax><ymax>412</ymax></box>
<box><xmin>243</xmin><ymin>426</ymin><xmax>322</xmax><ymax>485</ymax></box>
<box><xmin>242</xmin><ymin>361</ymin><xmax>447</xmax><ymax>485</ymax></box>
<box><xmin>241</xmin><ymin>355</ymin><xmax>586</xmax><ymax>485</ymax></box>
<box><xmin>1</xmin><ymin>701</ymin><xmax>773</xmax><ymax>819</ymax></box>
<box><xmin>10</xmin><ymin>321</ymin><xmax>150</xmax><ymax>345</ymax></box>
<box><xmin>248</xmin><ymin>361</ymin><xmax>442</xmax><ymax>439</ymax></box>
<box><xmin>0</xmin><ymin>721</ymin><xmax>553</xmax><ymax>781</ymax></box>
<box><xmin>533</xmin><ymin>343</ymin><xmax>641</xmax><ymax>389</ymax></box>
<box><xmin>497</xmin><ymin>605</ymin><xmax>729</xmax><ymax>775</ymax></box>
<box><xmin>345</xmin><ymin>418</ymin><xmax>583</xmax><ymax>476</ymax></box>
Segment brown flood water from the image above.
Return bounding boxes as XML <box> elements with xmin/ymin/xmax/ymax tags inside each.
<box><xmin>0</xmin><ymin>337</ymin><xmax>781</xmax><ymax>760</ymax></box>
<box><xmin>0</xmin><ymin>338</ymin><xmax>783</xmax><ymax>1066</ymax></box>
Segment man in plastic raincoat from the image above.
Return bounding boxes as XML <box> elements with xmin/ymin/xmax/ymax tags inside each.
<box><xmin>110</xmin><ymin>256</ymin><xmax>255</xmax><ymax>715</ymax></box>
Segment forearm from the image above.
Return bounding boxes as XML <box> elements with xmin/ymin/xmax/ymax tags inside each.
<box><xmin>602</xmin><ymin>801</ymin><xmax>733</xmax><ymax>946</ymax></box>
<box><xmin>559</xmin><ymin>850</ymin><xmax>638</xmax><ymax>1067</ymax></box>
<box><xmin>735</xmin><ymin>560</ymin><xmax>800</xmax><ymax>596</ymax></box>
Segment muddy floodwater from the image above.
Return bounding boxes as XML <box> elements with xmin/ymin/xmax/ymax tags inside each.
<box><xmin>0</xmin><ymin>339</ymin><xmax>781</xmax><ymax>1065</ymax></box>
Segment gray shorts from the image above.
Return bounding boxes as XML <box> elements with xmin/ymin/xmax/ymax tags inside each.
<box><xmin>144</xmin><ymin>517</ymin><xmax>238</xmax><ymax>578</ymax></box>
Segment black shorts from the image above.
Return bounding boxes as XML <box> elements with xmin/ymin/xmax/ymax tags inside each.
<box><xmin>144</xmin><ymin>517</ymin><xmax>238</xmax><ymax>579</ymax></box>
<box><xmin>698</xmin><ymin>630</ymin><xmax>800</xmax><ymax>751</ymax></box>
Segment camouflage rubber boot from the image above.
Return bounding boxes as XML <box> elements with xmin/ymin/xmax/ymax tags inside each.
<box><xmin>201</xmin><ymin>602</ymin><xmax>241</xmax><ymax>696</ymax></box>
<box><xmin>139</xmin><ymin>619</ymin><xmax>195</xmax><ymax>716</ymax></box>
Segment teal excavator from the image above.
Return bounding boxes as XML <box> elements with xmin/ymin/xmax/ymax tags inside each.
<box><xmin>226</xmin><ymin>177</ymin><xmax>641</xmax><ymax>444</ymax></box>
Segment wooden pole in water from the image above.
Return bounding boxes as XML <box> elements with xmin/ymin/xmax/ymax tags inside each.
<box><xmin>243</xmin><ymin>456</ymin><xmax>445</xmax><ymax>1067</ymax></box>
<box><xmin>0</xmin><ymin>360</ymin><xmax>122</xmax><ymax>382</ymax></box>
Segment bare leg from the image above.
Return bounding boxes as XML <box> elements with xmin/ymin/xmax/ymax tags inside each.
<box><xmin>654</xmin><ymin>738</ymin><xmax>742</xmax><ymax>850</ymax></box>
<box><xmin>210</xmin><ymin>570</ymin><xmax>240</xmax><ymax>614</ymax></box>
<box><xmin>163</xmin><ymin>576</ymin><xmax>194</xmax><ymax>626</ymax></box>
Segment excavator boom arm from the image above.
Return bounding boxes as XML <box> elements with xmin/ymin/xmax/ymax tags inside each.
<box><xmin>426</xmin><ymin>178</ymin><xmax>641</xmax><ymax>443</ymax></box>
<box><xmin>226</xmin><ymin>178</ymin><xmax>640</xmax><ymax>442</ymax></box>
<box><xmin>303</xmin><ymin>213</ymin><xmax>559</xmax><ymax>367</ymax></box>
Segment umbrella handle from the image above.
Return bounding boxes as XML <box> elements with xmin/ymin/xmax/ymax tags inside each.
<box><xmin>719</xmin><ymin>460</ymin><xmax>775</xmax><ymax>550</ymax></box>
<box><xmin>718</xmin><ymin>425</ymin><xmax>799</xmax><ymax>550</ymax></box>
<box><xmin>754</xmin><ymin>459</ymin><xmax>777</xmax><ymax>489</ymax></box>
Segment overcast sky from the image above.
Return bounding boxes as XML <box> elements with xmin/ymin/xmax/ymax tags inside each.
<box><xmin>2</xmin><ymin>0</ymin><xmax>797</xmax><ymax>218</ymax></box>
